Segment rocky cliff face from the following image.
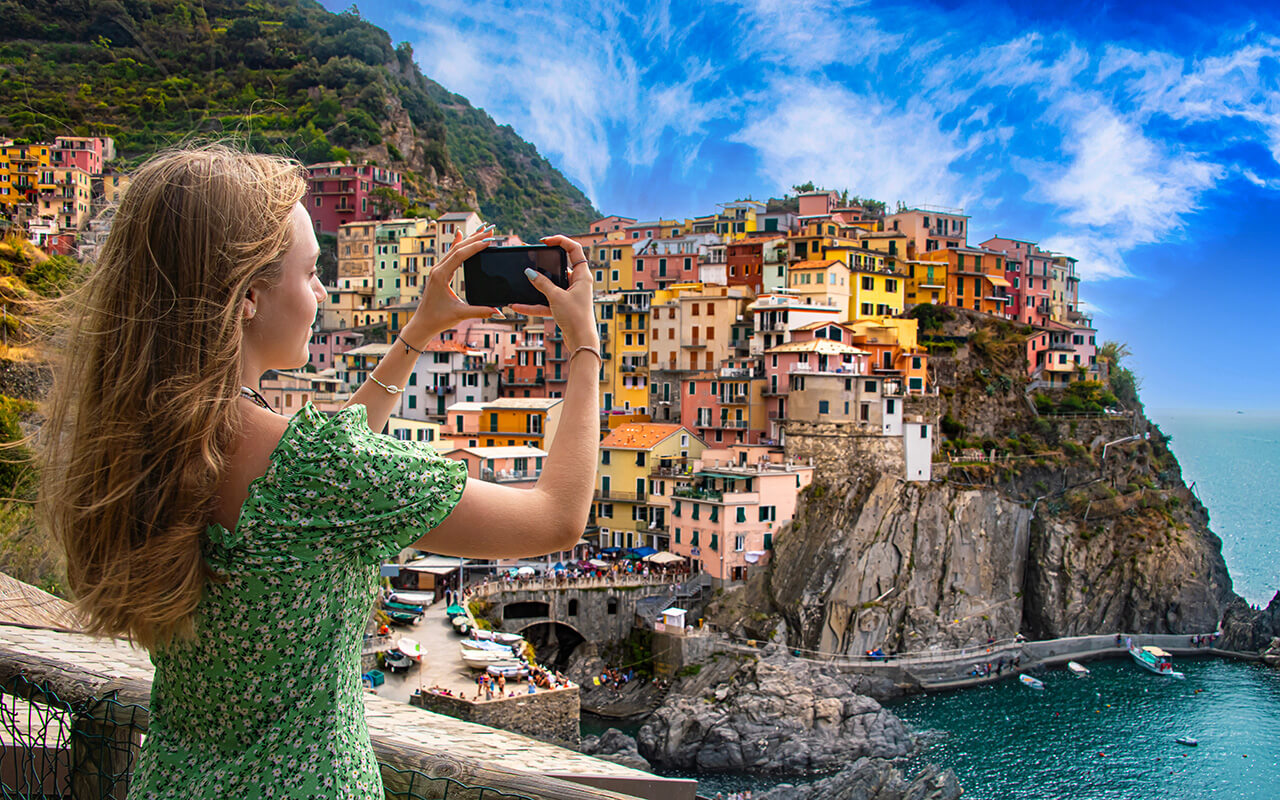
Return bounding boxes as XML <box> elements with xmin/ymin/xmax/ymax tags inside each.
<box><xmin>637</xmin><ymin>654</ymin><xmax>911</xmax><ymax>774</ymax></box>
<box><xmin>713</xmin><ymin>311</ymin><xmax>1240</xmax><ymax>654</ymax></box>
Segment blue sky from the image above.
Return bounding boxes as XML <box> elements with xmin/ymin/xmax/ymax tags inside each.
<box><xmin>323</xmin><ymin>0</ymin><xmax>1280</xmax><ymax>411</ymax></box>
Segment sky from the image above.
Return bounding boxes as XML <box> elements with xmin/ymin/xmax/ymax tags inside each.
<box><xmin>323</xmin><ymin>0</ymin><xmax>1280</xmax><ymax>412</ymax></box>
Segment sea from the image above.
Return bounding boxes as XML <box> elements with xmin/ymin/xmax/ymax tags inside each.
<box><xmin>593</xmin><ymin>410</ymin><xmax>1280</xmax><ymax>798</ymax></box>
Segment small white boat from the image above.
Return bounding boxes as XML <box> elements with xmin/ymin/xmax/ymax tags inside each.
<box><xmin>462</xmin><ymin>647</ymin><xmax>518</xmax><ymax>670</ymax></box>
<box><xmin>486</xmin><ymin>660</ymin><xmax>530</xmax><ymax>679</ymax></box>
<box><xmin>1067</xmin><ymin>661</ymin><xmax>1090</xmax><ymax>677</ymax></box>
<box><xmin>1019</xmin><ymin>674</ymin><xmax>1045</xmax><ymax>690</ymax></box>
<box><xmin>451</xmin><ymin>615</ymin><xmax>470</xmax><ymax>633</ymax></box>
<box><xmin>395</xmin><ymin>637</ymin><xmax>424</xmax><ymax>661</ymax></box>
<box><xmin>1129</xmin><ymin>645</ymin><xmax>1185</xmax><ymax>679</ymax></box>
<box><xmin>460</xmin><ymin>639</ymin><xmax>513</xmax><ymax>653</ymax></box>
<box><xmin>388</xmin><ymin>590</ymin><xmax>435</xmax><ymax>606</ymax></box>
<box><xmin>1175</xmin><ymin>736</ymin><xmax>1198</xmax><ymax>747</ymax></box>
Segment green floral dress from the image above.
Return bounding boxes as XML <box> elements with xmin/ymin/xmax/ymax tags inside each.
<box><xmin>131</xmin><ymin>402</ymin><xmax>467</xmax><ymax>799</ymax></box>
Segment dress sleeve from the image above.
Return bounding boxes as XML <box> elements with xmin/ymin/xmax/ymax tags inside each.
<box><xmin>273</xmin><ymin>404</ymin><xmax>468</xmax><ymax>563</ymax></box>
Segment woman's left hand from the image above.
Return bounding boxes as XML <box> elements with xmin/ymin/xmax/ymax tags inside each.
<box><xmin>403</xmin><ymin>225</ymin><xmax>500</xmax><ymax>344</ymax></box>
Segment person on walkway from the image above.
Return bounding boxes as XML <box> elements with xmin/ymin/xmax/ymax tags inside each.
<box><xmin>38</xmin><ymin>143</ymin><xmax>601</xmax><ymax>799</ymax></box>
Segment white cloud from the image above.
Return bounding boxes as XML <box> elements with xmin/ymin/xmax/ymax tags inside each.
<box><xmin>730</xmin><ymin>80</ymin><xmax>987</xmax><ymax>209</ymax></box>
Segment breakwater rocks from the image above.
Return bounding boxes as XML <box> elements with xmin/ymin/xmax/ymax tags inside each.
<box><xmin>758</xmin><ymin>758</ymin><xmax>962</xmax><ymax>800</ymax></box>
<box><xmin>637</xmin><ymin>654</ymin><xmax>910</xmax><ymax>774</ymax></box>
<box><xmin>578</xmin><ymin>728</ymin><xmax>651</xmax><ymax>771</ymax></box>
<box><xmin>1219</xmin><ymin>591</ymin><xmax>1280</xmax><ymax>665</ymax></box>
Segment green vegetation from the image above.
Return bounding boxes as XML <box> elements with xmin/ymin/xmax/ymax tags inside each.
<box><xmin>907</xmin><ymin>303</ymin><xmax>953</xmax><ymax>332</ymax></box>
<box><xmin>1034</xmin><ymin>381</ymin><xmax>1118</xmax><ymax>415</ymax></box>
<box><xmin>1098</xmin><ymin>341</ymin><xmax>1140</xmax><ymax>407</ymax></box>
<box><xmin>0</xmin><ymin>0</ymin><xmax>597</xmax><ymax>240</ymax></box>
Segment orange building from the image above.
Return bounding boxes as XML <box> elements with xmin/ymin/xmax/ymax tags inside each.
<box><xmin>916</xmin><ymin>247</ymin><xmax>1012</xmax><ymax>316</ymax></box>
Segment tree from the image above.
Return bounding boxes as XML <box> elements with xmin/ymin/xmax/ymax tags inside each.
<box><xmin>791</xmin><ymin>181</ymin><xmax>816</xmax><ymax>194</ymax></box>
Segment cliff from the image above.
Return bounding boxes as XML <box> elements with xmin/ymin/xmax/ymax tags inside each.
<box><xmin>711</xmin><ymin>310</ymin><xmax>1239</xmax><ymax>654</ymax></box>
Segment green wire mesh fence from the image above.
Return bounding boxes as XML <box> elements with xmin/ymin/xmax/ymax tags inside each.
<box><xmin>0</xmin><ymin>673</ymin><xmax>536</xmax><ymax>800</ymax></box>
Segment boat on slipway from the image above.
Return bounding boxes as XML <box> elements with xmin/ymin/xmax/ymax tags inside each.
<box><xmin>1019</xmin><ymin>674</ymin><xmax>1045</xmax><ymax>690</ymax></box>
<box><xmin>1129</xmin><ymin>645</ymin><xmax>1185</xmax><ymax>679</ymax></box>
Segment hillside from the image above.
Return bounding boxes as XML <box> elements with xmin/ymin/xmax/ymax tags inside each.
<box><xmin>709</xmin><ymin>309</ymin><xmax>1242</xmax><ymax>653</ymax></box>
<box><xmin>0</xmin><ymin>0</ymin><xmax>598</xmax><ymax>239</ymax></box>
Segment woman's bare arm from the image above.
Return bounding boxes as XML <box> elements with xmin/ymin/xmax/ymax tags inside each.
<box><xmin>415</xmin><ymin>347</ymin><xmax>598</xmax><ymax>557</ymax></box>
<box><xmin>415</xmin><ymin>235</ymin><xmax>599</xmax><ymax>557</ymax></box>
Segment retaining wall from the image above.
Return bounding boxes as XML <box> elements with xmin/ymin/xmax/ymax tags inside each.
<box><xmin>411</xmin><ymin>685</ymin><xmax>581</xmax><ymax>747</ymax></box>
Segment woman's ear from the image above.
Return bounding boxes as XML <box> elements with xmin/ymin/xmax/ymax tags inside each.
<box><xmin>243</xmin><ymin>286</ymin><xmax>259</xmax><ymax>321</ymax></box>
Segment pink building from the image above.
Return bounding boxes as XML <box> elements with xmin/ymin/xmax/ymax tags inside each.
<box><xmin>680</xmin><ymin>370</ymin><xmax>764</xmax><ymax>447</ymax></box>
<box><xmin>981</xmin><ymin>236</ymin><xmax>1053</xmax><ymax>326</ymax></box>
<box><xmin>304</xmin><ymin>162</ymin><xmax>403</xmax><ymax>235</ymax></box>
<box><xmin>446</xmin><ymin>445</ymin><xmax>547</xmax><ymax>489</ymax></box>
<box><xmin>52</xmin><ymin>136</ymin><xmax>112</xmax><ymax>177</ymax></box>
<box><xmin>634</xmin><ymin>236</ymin><xmax>703</xmax><ymax>289</ymax></box>
<box><xmin>309</xmin><ymin>328</ymin><xmax>364</xmax><ymax>372</ymax></box>
<box><xmin>884</xmin><ymin>206</ymin><xmax>969</xmax><ymax>254</ymax></box>
<box><xmin>797</xmin><ymin>190</ymin><xmax>840</xmax><ymax>220</ymax></box>
<box><xmin>668</xmin><ymin>453</ymin><xmax>814</xmax><ymax>582</ymax></box>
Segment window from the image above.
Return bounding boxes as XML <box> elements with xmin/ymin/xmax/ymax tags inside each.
<box><xmin>860</xmin><ymin>403</ymin><xmax>870</xmax><ymax>421</ymax></box>
<box><xmin>602</xmin><ymin>450</ymin><xmax>611</xmax><ymax>465</ymax></box>
<box><xmin>735</xmin><ymin>507</ymin><xmax>746</xmax><ymax>523</ymax></box>
<box><xmin>568</xmin><ymin>599</ymin><xmax>578</xmax><ymax>616</ymax></box>
<box><xmin>607</xmin><ymin>598</ymin><xmax>618</xmax><ymax>615</ymax></box>
<box><xmin>674</xmin><ymin>528</ymin><xmax>681</xmax><ymax>544</ymax></box>
<box><xmin>921</xmin><ymin>425</ymin><xmax>929</xmax><ymax>438</ymax></box>
<box><xmin>818</xmin><ymin>400</ymin><xmax>829</xmax><ymax>414</ymax></box>
<box><xmin>710</xmin><ymin>533</ymin><xmax>719</xmax><ymax>551</ymax></box>
<box><xmin>734</xmin><ymin>535</ymin><xmax>745</xmax><ymax>552</ymax></box>
<box><xmin>861</xmin><ymin>276</ymin><xmax>874</xmax><ymax>290</ymax></box>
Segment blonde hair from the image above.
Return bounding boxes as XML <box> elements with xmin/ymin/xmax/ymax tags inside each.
<box><xmin>37</xmin><ymin>142</ymin><xmax>306</xmax><ymax>648</ymax></box>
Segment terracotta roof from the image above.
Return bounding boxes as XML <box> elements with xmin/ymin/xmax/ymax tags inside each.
<box><xmin>600</xmin><ymin>423</ymin><xmax>688</xmax><ymax>450</ymax></box>
<box><xmin>790</xmin><ymin>259</ymin><xmax>844</xmax><ymax>270</ymax></box>
<box><xmin>793</xmin><ymin>321</ymin><xmax>853</xmax><ymax>332</ymax></box>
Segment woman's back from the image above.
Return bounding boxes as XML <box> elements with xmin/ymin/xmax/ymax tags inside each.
<box><xmin>131</xmin><ymin>403</ymin><xmax>466</xmax><ymax>798</ymax></box>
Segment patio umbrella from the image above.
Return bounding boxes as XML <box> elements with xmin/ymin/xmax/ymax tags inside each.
<box><xmin>632</xmin><ymin>546</ymin><xmax>658</xmax><ymax>557</ymax></box>
<box><xmin>644</xmin><ymin>551</ymin><xmax>686</xmax><ymax>564</ymax></box>
<box><xmin>552</xmin><ymin>562</ymin><xmax>565</xmax><ymax>571</ymax></box>
<box><xmin>588</xmin><ymin>558</ymin><xmax>609</xmax><ymax>568</ymax></box>
<box><xmin>516</xmin><ymin>566</ymin><xmax>536</xmax><ymax>576</ymax></box>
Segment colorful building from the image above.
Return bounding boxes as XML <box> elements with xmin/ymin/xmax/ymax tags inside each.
<box><xmin>668</xmin><ymin>453</ymin><xmax>814</xmax><ymax>582</ymax></box>
<box><xmin>447</xmin><ymin>445</ymin><xmax>547</xmax><ymax>489</ymax></box>
<box><xmin>786</xmin><ymin>259</ymin><xmax>852</xmax><ymax>318</ymax></box>
<box><xmin>747</xmin><ymin>294</ymin><xmax>844</xmax><ymax>357</ymax></box>
<box><xmin>594</xmin><ymin>423</ymin><xmax>706</xmax><ymax>551</ymax></box>
<box><xmin>633</xmin><ymin>235</ymin><xmax>709</xmax><ymax>289</ymax></box>
<box><xmin>303</xmin><ymin>161</ymin><xmax>403</xmax><ymax>236</ymax></box>
<box><xmin>883</xmin><ymin>206</ymin><xmax>969</xmax><ymax>254</ymax></box>
<box><xmin>916</xmin><ymin>247</ymin><xmax>1012</xmax><ymax>315</ymax></box>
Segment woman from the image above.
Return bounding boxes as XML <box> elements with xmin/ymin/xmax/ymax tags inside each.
<box><xmin>37</xmin><ymin>143</ymin><xmax>599</xmax><ymax>797</ymax></box>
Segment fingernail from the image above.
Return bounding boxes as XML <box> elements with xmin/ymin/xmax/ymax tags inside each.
<box><xmin>483</xmin><ymin>237</ymin><xmax>499</xmax><ymax>241</ymax></box>
<box><xmin>524</xmin><ymin>268</ymin><xmax>538</xmax><ymax>281</ymax></box>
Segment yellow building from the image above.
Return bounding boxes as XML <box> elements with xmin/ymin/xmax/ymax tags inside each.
<box><xmin>787</xmin><ymin>259</ymin><xmax>852</xmax><ymax>318</ymax></box>
<box><xmin>595</xmin><ymin>290</ymin><xmax>652</xmax><ymax>415</ymax></box>
<box><xmin>713</xmin><ymin>200</ymin><xmax>765</xmax><ymax>241</ymax></box>
<box><xmin>903</xmin><ymin>255</ymin><xmax>950</xmax><ymax>306</ymax></box>
<box><xmin>0</xmin><ymin>140</ymin><xmax>53</xmax><ymax>211</ymax></box>
<box><xmin>477</xmin><ymin>398</ymin><xmax>563</xmax><ymax>449</ymax></box>
<box><xmin>595</xmin><ymin>422</ymin><xmax>706</xmax><ymax>551</ymax></box>
<box><xmin>397</xmin><ymin>220</ymin><xmax>437</xmax><ymax>304</ymax></box>
<box><xmin>588</xmin><ymin>239</ymin><xmax>636</xmax><ymax>292</ymax></box>
<box><xmin>101</xmin><ymin>170</ymin><xmax>131</xmax><ymax>205</ymax></box>
<box><xmin>846</xmin><ymin>317</ymin><xmax>930</xmax><ymax>394</ymax></box>
<box><xmin>839</xmin><ymin>247</ymin><xmax>905</xmax><ymax>321</ymax></box>
<box><xmin>37</xmin><ymin>167</ymin><xmax>93</xmax><ymax>230</ymax></box>
<box><xmin>788</xmin><ymin>219</ymin><xmax>861</xmax><ymax>262</ymax></box>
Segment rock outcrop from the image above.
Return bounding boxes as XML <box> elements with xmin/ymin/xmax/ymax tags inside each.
<box><xmin>1218</xmin><ymin>591</ymin><xmax>1280</xmax><ymax>660</ymax></box>
<box><xmin>578</xmin><ymin>728</ymin><xmax>651</xmax><ymax>772</ymax></box>
<box><xmin>637</xmin><ymin>654</ymin><xmax>910</xmax><ymax>774</ymax></box>
<box><xmin>758</xmin><ymin>758</ymin><xmax>962</xmax><ymax>800</ymax></box>
<box><xmin>566</xmin><ymin>644</ymin><xmax>666</xmax><ymax>717</ymax></box>
<box><xmin>711</xmin><ymin>310</ymin><xmax>1239</xmax><ymax>656</ymax></box>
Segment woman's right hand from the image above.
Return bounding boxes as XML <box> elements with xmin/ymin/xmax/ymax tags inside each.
<box><xmin>511</xmin><ymin>235</ymin><xmax>599</xmax><ymax>351</ymax></box>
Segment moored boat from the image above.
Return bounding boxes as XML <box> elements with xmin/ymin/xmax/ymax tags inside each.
<box><xmin>1176</xmin><ymin>736</ymin><xmax>1198</xmax><ymax>747</ymax></box>
<box><xmin>1067</xmin><ymin>661</ymin><xmax>1090</xmax><ymax>677</ymax></box>
<box><xmin>462</xmin><ymin>647</ymin><xmax>517</xmax><ymax>670</ymax></box>
<box><xmin>395</xmin><ymin>637</ymin><xmax>423</xmax><ymax>661</ymax></box>
<box><xmin>486</xmin><ymin>661</ymin><xmax>530</xmax><ymax>679</ymax></box>
<box><xmin>1129</xmin><ymin>645</ymin><xmax>1185</xmax><ymax>678</ymax></box>
<box><xmin>1019</xmin><ymin>674</ymin><xmax>1045</xmax><ymax>690</ymax></box>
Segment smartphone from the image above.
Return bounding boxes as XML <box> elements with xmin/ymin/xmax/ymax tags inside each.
<box><xmin>463</xmin><ymin>245</ymin><xmax>570</xmax><ymax>308</ymax></box>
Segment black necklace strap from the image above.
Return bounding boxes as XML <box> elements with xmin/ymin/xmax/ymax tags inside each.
<box><xmin>240</xmin><ymin>385</ymin><xmax>274</xmax><ymax>413</ymax></box>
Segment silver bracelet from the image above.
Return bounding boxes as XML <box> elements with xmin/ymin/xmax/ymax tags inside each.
<box><xmin>369</xmin><ymin>374</ymin><xmax>404</xmax><ymax>395</ymax></box>
<box><xmin>570</xmin><ymin>345</ymin><xmax>602</xmax><ymax>364</ymax></box>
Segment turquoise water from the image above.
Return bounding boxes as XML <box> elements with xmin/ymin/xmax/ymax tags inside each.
<box><xmin>1151</xmin><ymin>410</ymin><xmax>1279</xmax><ymax>605</ymax></box>
<box><xmin>890</xmin><ymin>657</ymin><xmax>1280</xmax><ymax>800</ymax></box>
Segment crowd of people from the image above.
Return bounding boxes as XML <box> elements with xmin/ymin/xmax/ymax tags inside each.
<box><xmin>712</xmin><ymin>791</ymin><xmax>754</xmax><ymax>800</ymax></box>
<box><xmin>969</xmin><ymin>655</ymin><xmax>1020</xmax><ymax>677</ymax></box>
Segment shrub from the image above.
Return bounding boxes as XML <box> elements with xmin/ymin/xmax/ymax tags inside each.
<box><xmin>940</xmin><ymin>413</ymin><xmax>965</xmax><ymax>439</ymax></box>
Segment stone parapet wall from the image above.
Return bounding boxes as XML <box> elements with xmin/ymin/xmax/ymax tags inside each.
<box><xmin>781</xmin><ymin>421</ymin><xmax>904</xmax><ymax>482</ymax></box>
<box><xmin>411</xmin><ymin>686</ymin><xmax>581</xmax><ymax>747</ymax></box>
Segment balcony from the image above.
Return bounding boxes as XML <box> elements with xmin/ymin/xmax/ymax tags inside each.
<box><xmin>425</xmin><ymin>384</ymin><xmax>456</xmax><ymax>395</ymax></box>
<box><xmin>618</xmin><ymin>301</ymin><xmax>651</xmax><ymax>314</ymax></box>
<box><xmin>651</xmin><ymin>459</ymin><xmax>693</xmax><ymax>477</ymax></box>
<box><xmin>504</xmin><ymin>376</ymin><xmax>545</xmax><ymax>386</ymax></box>
<box><xmin>674</xmin><ymin>486</ymin><xmax>722</xmax><ymax>501</ymax></box>
<box><xmin>721</xmin><ymin>393</ymin><xmax>750</xmax><ymax>405</ymax></box>
<box><xmin>719</xmin><ymin>367</ymin><xmax>757</xmax><ymax>378</ymax></box>
<box><xmin>595</xmin><ymin>487</ymin><xmax>647</xmax><ymax>502</ymax></box>
<box><xmin>681</xmin><ymin>340</ymin><xmax>707</xmax><ymax>349</ymax></box>
<box><xmin>481</xmin><ymin>468</ymin><xmax>541</xmax><ymax>483</ymax></box>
